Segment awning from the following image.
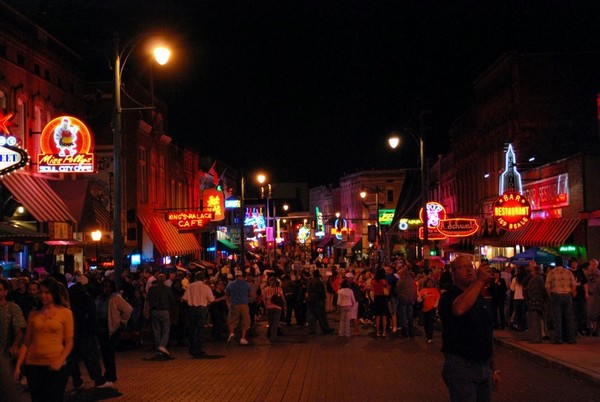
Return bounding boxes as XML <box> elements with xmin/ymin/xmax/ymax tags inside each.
<box><xmin>49</xmin><ymin>179</ymin><xmax>112</xmax><ymax>232</ymax></box>
<box><xmin>0</xmin><ymin>223</ymin><xmax>48</xmax><ymax>241</ymax></box>
<box><xmin>1</xmin><ymin>172</ymin><xmax>76</xmax><ymax>223</ymax></box>
<box><xmin>316</xmin><ymin>235</ymin><xmax>335</xmax><ymax>248</ymax></box>
<box><xmin>500</xmin><ymin>218</ymin><xmax>580</xmax><ymax>248</ymax></box>
<box><xmin>139</xmin><ymin>216</ymin><xmax>201</xmax><ymax>257</ymax></box>
<box><xmin>217</xmin><ymin>238</ymin><xmax>239</xmax><ymax>252</ymax></box>
<box><xmin>334</xmin><ymin>237</ymin><xmax>362</xmax><ymax>251</ymax></box>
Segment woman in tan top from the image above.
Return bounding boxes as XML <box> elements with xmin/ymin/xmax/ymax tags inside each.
<box><xmin>14</xmin><ymin>276</ymin><xmax>74</xmax><ymax>402</ymax></box>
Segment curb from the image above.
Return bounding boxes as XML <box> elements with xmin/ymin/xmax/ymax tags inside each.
<box><xmin>494</xmin><ymin>337</ymin><xmax>600</xmax><ymax>386</ymax></box>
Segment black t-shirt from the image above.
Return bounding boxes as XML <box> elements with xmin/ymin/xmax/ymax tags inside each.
<box><xmin>439</xmin><ymin>285</ymin><xmax>493</xmax><ymax>363</ymax></box>
<box><xmin>572</xmin><ymin>269</ymin><xmax>588</xmax><ymax>301</ymax></box>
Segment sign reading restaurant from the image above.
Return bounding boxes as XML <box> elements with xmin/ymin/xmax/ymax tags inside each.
<box><xmin>38</xmin><ymin>116</ymin><xmax>95</xmax><ymax>174</ymax></box>
<box><xmin>492</xmin><ymin>191</ymin><xmax>531</xmax><ymax>230</ymax></box>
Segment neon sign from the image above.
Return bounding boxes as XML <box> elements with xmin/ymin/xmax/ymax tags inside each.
<box><xmin>0</xmin><ymin>112</ymin><xmax>29</xmax><ymax>176</ymax></box>
<box><xmin>315</xmin><ymin>207</ymin><xmax>325</xmax><ymax>238</ymax></box>
<box><xmin>499</xmin><ymin>143</ymin><xmax>522</xmax><ymax>195</ymax></box>
<box><xmin>493</xmin><ymin>191</ymin><xmax>531</xmax><ymax>230</ymax></box>
<box><xmin>419</xmin><ymin>202</ymin><xmax>447</xmax><ymax>240</ymax></box>
<box><xmin>298</xmin><ymin>225</ymin><xmax>310</xmax><ymax>244</ymax></box>
<box><xmin>436</xmin><ymin>218</ymin><xmax>479</xmax><ymax>237</ymax></box>
<box><xmin>203</xmin><ymin>189</ymin><xmax>225</xmax><ymax>221</ymax></box>
<box><xmin>38</xmin><ymin>116</ymin><xmax>95</xmax><ymax>174</ymax></box>
<box><xmin>167</xmin><ymin>211</ymin><xmax>214</xmax><ymax>230</ymax></box>
<box><xmin>418</xmin><ymin>202</ymin><xmax>479</xmax><ymax>239</ymax></box>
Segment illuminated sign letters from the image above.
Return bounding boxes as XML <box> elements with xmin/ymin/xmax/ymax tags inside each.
<box><xmin>167</xmin><ymin>211</ymin><xmax>214</xmax><ymax>230</ymax></box>
<box><xmin>202</xmin><ymin>189</ymin><xmax>225</xmax><ymax>221</ymax></box>
<box><xmin>38</xmin><ymin>116</ymin><xmax>95</xmax><ymax>174</ymax></box>
<box><xmin>0</xmin><ymin>112</ymin><xmax>29</xmax><ymax>176</ymax></box>
<box><xmin>493</xmin><ymin>191</ymin><xmax>531</xmax><ymax>230</ymax></box>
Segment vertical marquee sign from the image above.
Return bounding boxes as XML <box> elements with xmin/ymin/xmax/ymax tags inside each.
<box><xmin>38</xmin><ymin>116</ymin><xmax>95</xmax><ymax>173</ymax></box>
<box><xmin>0</xmin><ymin>112</ymin><xmax>29</xmax><ymax>176</ymax></box>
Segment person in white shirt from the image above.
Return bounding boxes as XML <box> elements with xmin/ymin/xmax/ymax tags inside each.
<box><xmin>182</xmin><ymin>272</ymin><xmax>214</xmax><ymax>357</ymax></box>
<box><xmin>337</xmin><ymin>280</ymin><xmax>356</xmax><ymax>337</ymax></box>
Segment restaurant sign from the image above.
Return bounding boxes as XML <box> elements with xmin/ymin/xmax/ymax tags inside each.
<box><xmin>38</xmin><ymin>116</ymin><xmax>95</xmax><ymax>173</ymax></box>
<box><xmin>167</xmin><ymin>211</ymin><xmax>214</xmax><ymax>230</ymax></box>
<box><xmin>436</xmin><ymin>218</ymin><xmax>479</xmax><ymax>237</ymax></box>
<box><xmin>493</xmin><ymin>191</ymin><xmax>531</xmax><ymax>230</ymax></box>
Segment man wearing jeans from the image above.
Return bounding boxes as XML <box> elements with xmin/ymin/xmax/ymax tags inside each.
<box><xmin>145</xmin><ymin>274</ymin><xmax>174</xmax><ymax>355</ymax></box>
<box><xmin>545</xmin><ymin>256</ymin><xmax>577</xmax><ymax>343</ymax></box>
<box><xmin>182</xmin><ymin>272</ymin><xmax>214</xmax><ymax>357</ymax></box>
<box><xmin>439</xmin><ymin>256</ymin><xmax>500</xmax><ymax>402</ymax></box>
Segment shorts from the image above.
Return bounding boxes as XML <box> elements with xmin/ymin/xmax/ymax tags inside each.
<box><xmin>229</xmin><ymin>304</ymin><xmax>250</xmax><ymax>331</ymax></box>
<box><xmin>388</xmin><ymin>296</ymin><xmax>397</xmax><ymax>314</ymax></box>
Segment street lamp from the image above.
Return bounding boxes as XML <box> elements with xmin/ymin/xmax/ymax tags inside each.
<box><xmin>388</xmin><ymin>129</ymin><xmax>428</xmax><ymax>266</ymax></box>
<box><xmin>239</xmin><ymin>172</ymin><xmax>266</xmax><ymax>271</ymax></box>
<box><xmin>257</xmin><ymin>175</ymin><xmax>274</xmax><ymax>265</ymax></box>
<box><xmin>91</xmin><ymin>230</ymin><xmax>102</xmax><ymax>269</ymax></box>
<box><xmin>113</xmin><ymin>32</ymin><xmax>171</xmax><ymax>289</ymax></box>
<box><xmin>360</xmin><ymin>187</ymin><xmax>381</xmax><ymax>248</ymax></box>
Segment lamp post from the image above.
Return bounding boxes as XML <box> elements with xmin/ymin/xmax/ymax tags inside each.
<box><xmin>113</xmin><ymin>32</ymin><xmax>171</xmax><ymax>289</ymax></box>
<box><xmin>388</xmin><ymin>130</ymin><xmax>428</xmax><ymax>266</ymax></box>
<box><xmin>91</xmin><ymin>230</ymin><xmax>102</xmax><ymax>268</ymax></box>
<box><xmin>360</xmin><ymin>187</ymin><xmax>382</xmax><ymax>246</ymax></box>
<box><xmin>257</xmin><ymin>175</ymin><xmax>272</xmax><ymax>265</ymax></box>
<box><xmin>239</xmin><ymin>172</ymin><xmax>265</xmax><ymax>271</ymax></box>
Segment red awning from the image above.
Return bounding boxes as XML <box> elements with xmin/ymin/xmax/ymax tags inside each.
<box><xmin>139</xmin><ymin>215</ymin><xmax>201</xmax><ymax>258</ymax></box>
<box><xmin>500</xmin><ymin>218</ymin><xmax>580</xmax><ymax>247</ymax></box>
<box><xmin>0</xmin><ymin>172</ymin><xmax>77</xmax><ymax>223</ymax></box>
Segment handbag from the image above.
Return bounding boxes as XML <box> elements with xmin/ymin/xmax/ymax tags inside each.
<box><xmin>271</xmin><ymin>290</ymin><xmax>285</xmax><ymax>308</ymax></box>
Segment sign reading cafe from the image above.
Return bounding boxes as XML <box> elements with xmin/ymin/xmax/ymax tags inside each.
<box><xmin>38</xmin><ymin>116</ymin><xmax>95</xmax><ymax>174</ymax></box>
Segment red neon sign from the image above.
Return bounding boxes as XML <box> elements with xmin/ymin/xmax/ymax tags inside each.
<box><xmin>493</xmin><ymin>191</ymin><xmax>531</xmax><ymax>231</ymax></box>
<box><xmin>436</xmin><ymin>218</ymin><xmax>479</xmax><ymax>237</ymax></box>
<box><xmin>202</xmin><ymin>189</ymin><xmax>225</xmax><ymax>221</ymax></box>
<box><xmin>167</xmin><ymin>211</ymin><xmax>214</xmax><ymax>230</ymax></box>
<box><xmin>38</xmin><ymin>116</ymin><xmax>95</xmax><ymax>174</ymax></box>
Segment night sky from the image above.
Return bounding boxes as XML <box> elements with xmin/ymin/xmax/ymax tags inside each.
<box><xmin>7</xmin><ymin>1</ymin><xmax>600</xmax><ymax>186</ymax></box>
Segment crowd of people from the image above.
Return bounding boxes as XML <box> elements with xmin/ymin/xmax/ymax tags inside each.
<box><xmin>0</xmin><ymin>252</ymin><xmax>599</xmax><ymax>400</ymax></box>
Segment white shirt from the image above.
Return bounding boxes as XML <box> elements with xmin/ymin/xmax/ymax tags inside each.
<box><xmin>182</xmin><ymin>281</ymin><xmax>215</xmax><ymax>307</ymax></box>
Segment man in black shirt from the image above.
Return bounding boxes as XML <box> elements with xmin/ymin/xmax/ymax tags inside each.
<box><xmin>439</xmin><ymin>256</ymin><xmax>500</xmax><ymax>402</ymax></box>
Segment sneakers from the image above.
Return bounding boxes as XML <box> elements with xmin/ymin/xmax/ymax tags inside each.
<box><xmin>240</xmin><ymin>338</ymin><xmax>249</xmax><ymax>345</ymax></box>
<box><xmin>227</xmin><ymin>333</ymin><xmax>236</xmax><ymax>343</ymax></box>
<box><xmin>157</xmin><ymin>346</ymin><xmax>170</xmax><ymax>355</ymax></box>
<box><xmin>96</xmin><ymin>381</ymin><xmax>114</xmax><ymax>389</ymax></box>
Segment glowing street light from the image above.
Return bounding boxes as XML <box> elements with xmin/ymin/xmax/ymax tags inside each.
<box><xmin>113</xmin><ymin>33</ymin><xmax>172</xmax><ymax>289</ymax></box>
<box><xmin>91</xmin><ymin>230</ymin><xmax>102</xmax><ymax>268</ymax></box>
<box><xmin>388</xmin><ymin>128</ymin><xmax>428</xmax><ymax>263</ymax></box>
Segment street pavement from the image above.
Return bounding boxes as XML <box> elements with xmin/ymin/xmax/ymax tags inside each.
<box><xmin>61</xmin><ymin>314</ymin><xmax>600</xmax><ymax>402</ymax></box>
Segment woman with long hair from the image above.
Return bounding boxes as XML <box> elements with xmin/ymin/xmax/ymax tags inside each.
<box><xmin>510</xmin><ymin>265</ymin><xmax>529</xmax><ymax>331</ymax></box>
<box><xmin>13</xmin><ymin>277</ymin><xmax>74</xmax><ymax>402</ymax></box>
<box><xmin>370</xmin><ymin>268</ymin><xmax>389</xmax><ymax>337</ymax></box>
<box><xmin>262</xmin><ymin>276</ymin><xmax>286</xmax><ymax>342</ymax></box>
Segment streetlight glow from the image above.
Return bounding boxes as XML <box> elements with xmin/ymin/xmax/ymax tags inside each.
<box><xmin>153</xmin><ymin>47</ymin><xmax>171</xmax><ymax>65</ymax></box>
<box><xmin>388</xmin><ymin>136</ymin><xmax>400</xmax><ymax>149</ymax></box>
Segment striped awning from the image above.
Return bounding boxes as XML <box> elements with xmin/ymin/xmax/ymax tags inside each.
<box><xmin>0</xmin><ymin>172</ymin><xmax>77</xmax><ymax>223</ymax></box>
<box><xmin>139</xmin><ymin>215</ymin><xmax>201</xmax><ymax>258</ymax></box>
<box><xmin>500</xmin><ymin>218</ymin><xmax>580</xmax><ymax>248</ymax></box>
<box><xmin>91</xmin><ymin>198</ymin><xmax>112</xmax><ymax>232</ymax></box>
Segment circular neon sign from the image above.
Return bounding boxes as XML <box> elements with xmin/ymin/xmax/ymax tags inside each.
<box><xmin>493</xmin><ymin>191</ymin><xmax>531</xmax><ymax>231</ymax></box>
